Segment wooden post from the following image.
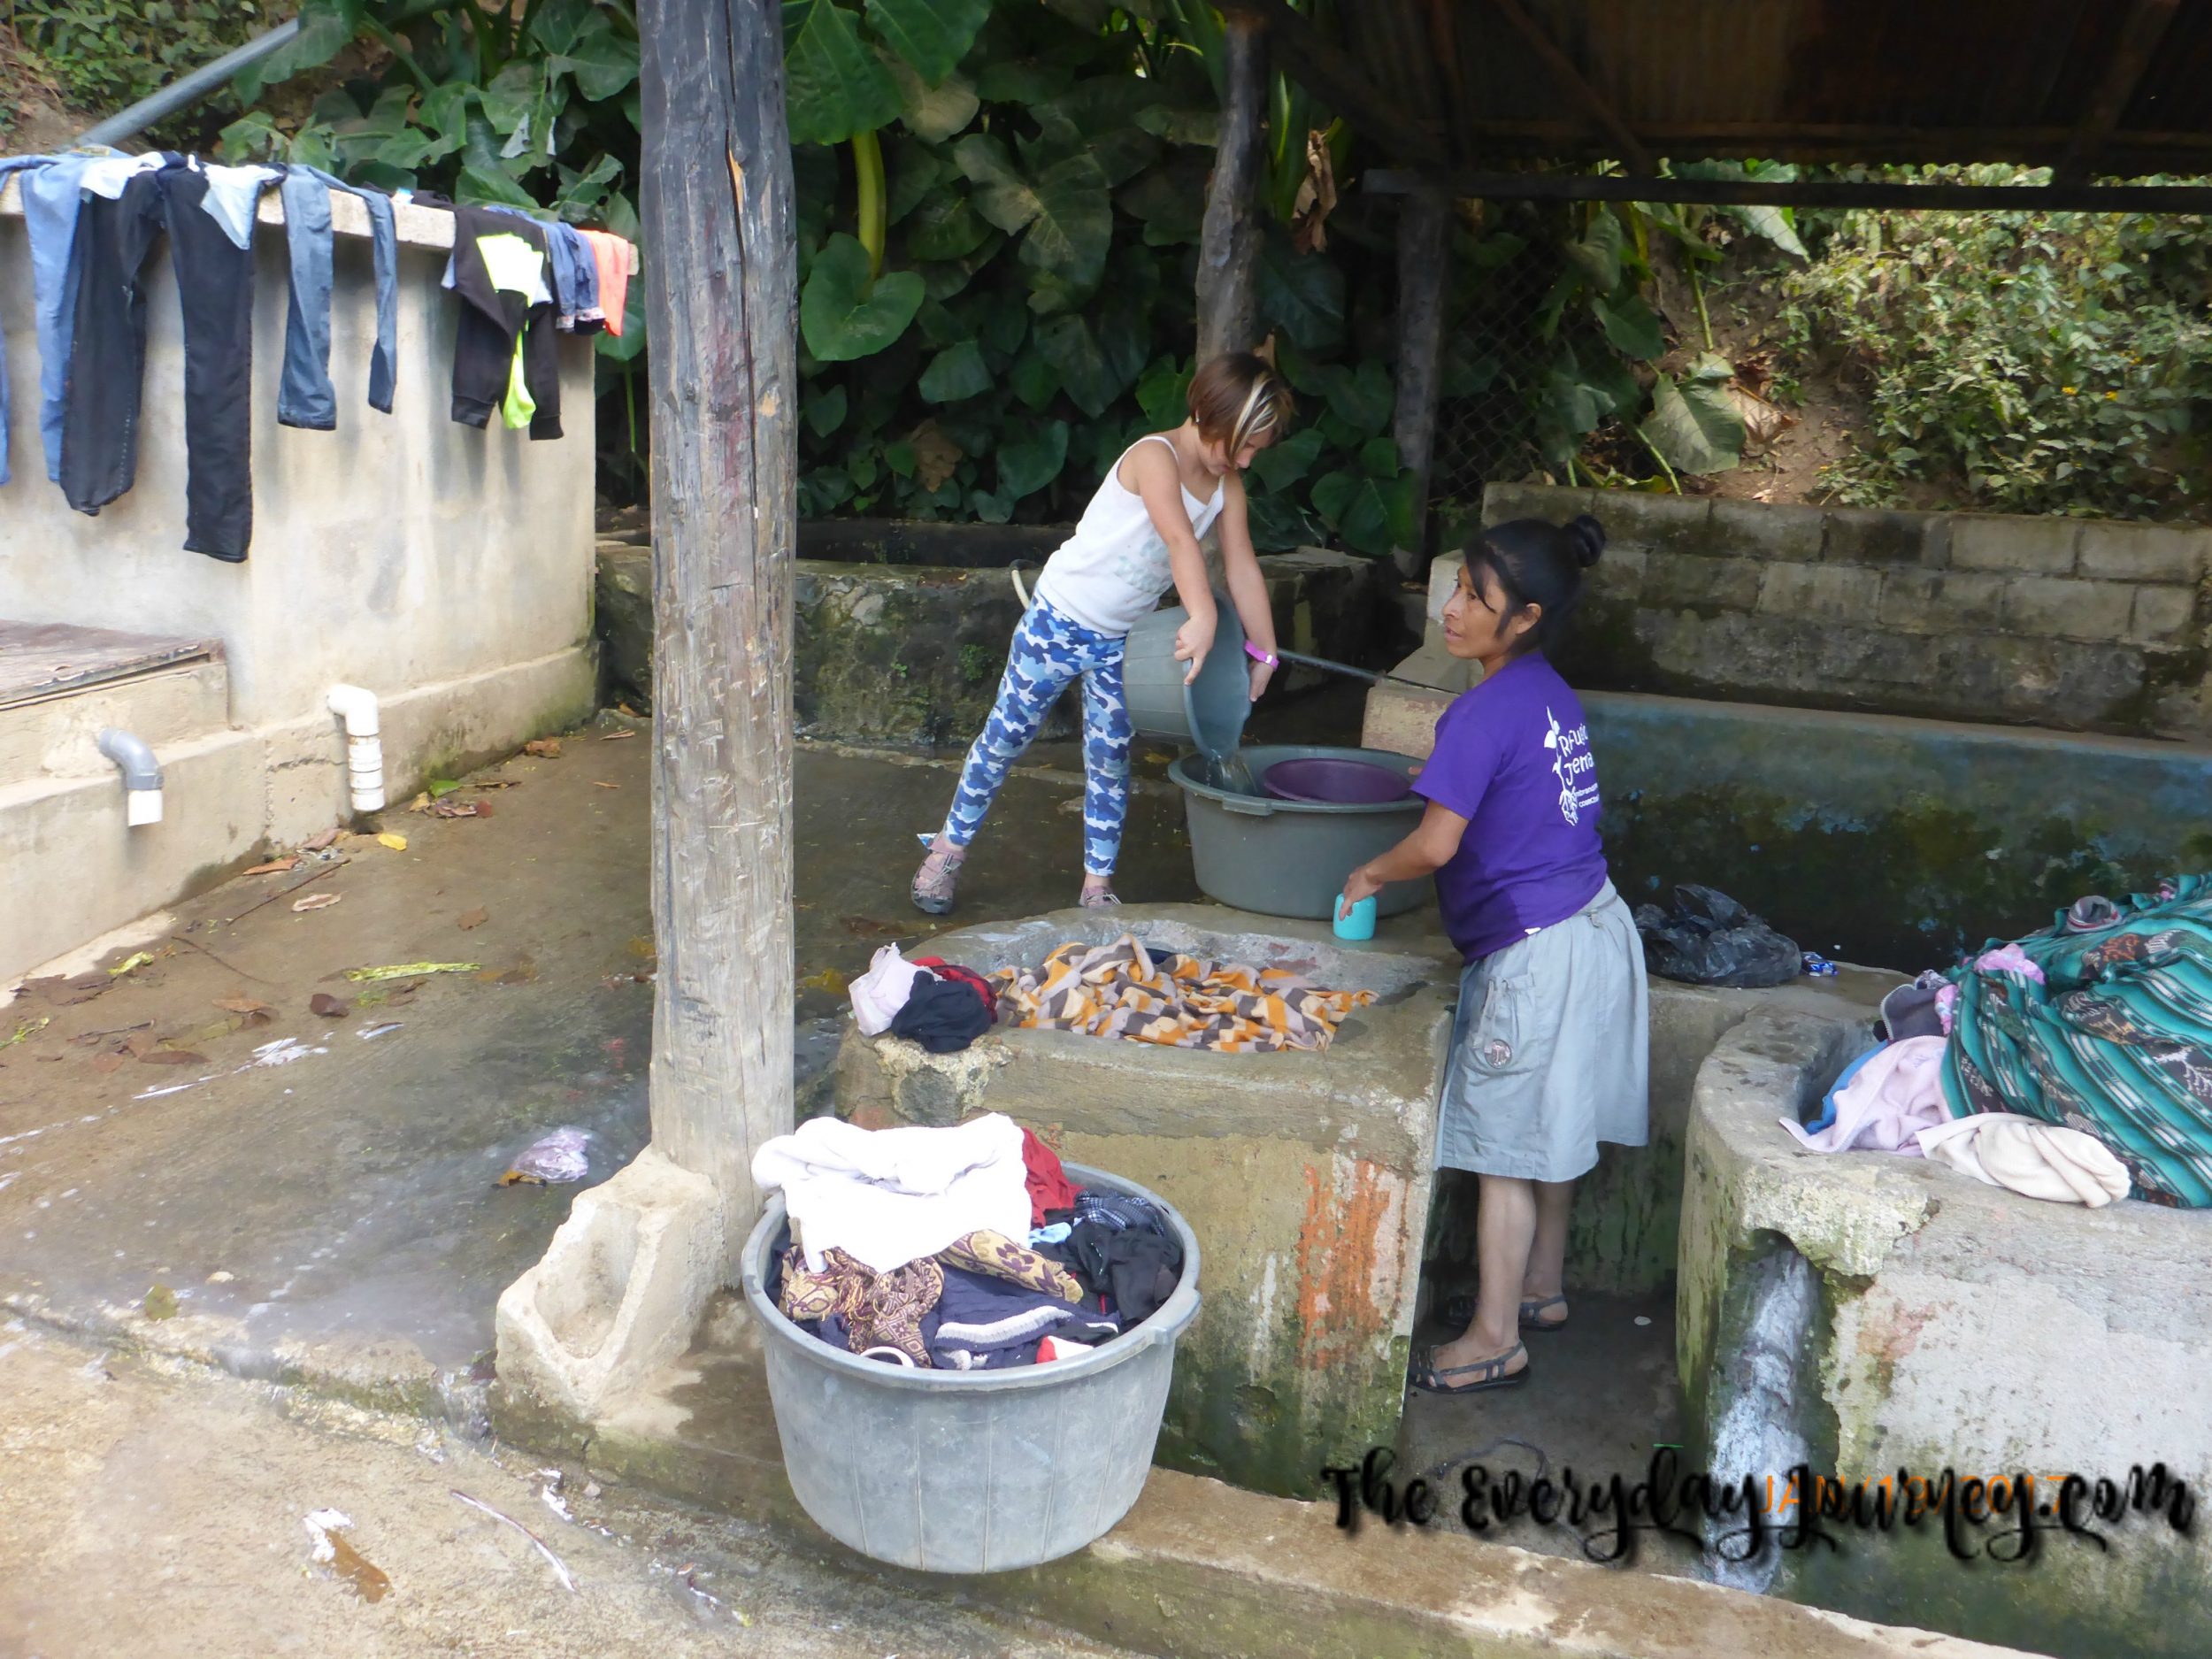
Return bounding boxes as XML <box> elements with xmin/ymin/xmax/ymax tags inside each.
<box><xmin>1393</xmin><ymin>185</ymin><xmax>1450</xmax><ymax>575</ymax></box>
<box><xmin>639</xmin><ymin>0</ymin><xmax>799</xmax><ymax>1246</ymax></box>
<box><xmin>1197</xmin><ymin>13</ymin><xmax>1268</xmax><ymax>364</ymax></box>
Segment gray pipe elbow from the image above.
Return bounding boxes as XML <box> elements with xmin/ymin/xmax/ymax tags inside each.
<box><xmin>96</xmin><ymin>728</ymin><xmax>163</xmax><ymax>790</ymax></box>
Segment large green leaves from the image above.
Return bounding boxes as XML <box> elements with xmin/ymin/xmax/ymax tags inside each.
<box><xmin>954</xmin><ymin>135</ymin><xmax>1113</xmax><ymax>291</ymax></box>
<box><xmin>232</xmin><ymin>0</ymin><xmax>357</xmax><ymax>101</ymax></box>
<box><xmin>1642</xmin><ymin>353</ymin><xmax>1746</xmax><ymax>474</ymax></box>
<box><xmin>802</xmin><ymin>233</ymin><xmax>926</xmax><ymax>360</ymax></box>
<box><xmin>1035</xmin><ymin>313</ymin><xmax>1144</xmax><ymax>417</ymax></box>
<box><xmin>1256</xmin><ymin>231</ymin><xmax>1345</xmax><ymax>351</ymax></box>
<box><xmin>787</xmin><ymin>0</ymin><xmax>902</xmax><ymax>145</ymax></box>
<box><xmin>998</xmin><ymin>419</ymin><xmax>1070</xmax><ymax>498</ymax></box>
<box><xmin>865</xmin><ymin>0</ymin><xmax>991</xmax><ymax>86</ymax></box>
<box><xmin>918</xmin><ymin>340</ymin><xmax>992</xmax><ymax>403</ymax></box>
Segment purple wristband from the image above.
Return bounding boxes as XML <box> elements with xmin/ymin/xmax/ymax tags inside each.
<box><xmin>1245</xmin><ymin>641</ymin><xmax>1279</xmax><ymax>668</ymax></box>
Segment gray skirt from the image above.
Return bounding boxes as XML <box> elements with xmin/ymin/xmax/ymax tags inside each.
<box><xmin>1436</xmin><ymin>881</ymin><xmax>1650</xmax><ymax>1182</ymax></box>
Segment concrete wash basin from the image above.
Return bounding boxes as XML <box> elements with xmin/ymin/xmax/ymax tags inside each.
<box><xmin>1680</xmin><ymin>1011</ymin><xmax>2212</xmax><ymax>1659</ymax></box>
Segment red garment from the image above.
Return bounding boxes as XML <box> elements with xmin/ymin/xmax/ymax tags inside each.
<box><xmin>1020</xmin><ymin>1127</ymin><xmax>1078</xmax><ymax>1227</ymax></box>
<box><xmin>913</xmin><ymin>957</ymin><xmax>996</xmax><ymax>1024</ymax></box>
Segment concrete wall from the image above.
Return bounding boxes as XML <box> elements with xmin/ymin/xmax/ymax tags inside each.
<box><xmin>1479</xmin><ymin>484</ymin><xmax>2212</xmax><ymax>739</ymax></box>
<box><xmin>0</xmin><ymin>180</ymin><xmax>597</xmax><ymax>733</ymax></box>
<box><xmin>1679</xmin><ymin>1011</ymin><xmax>2212</xmax><ymax>1659</ymax></box>
<box><xmin>597</xmin><ymin>537</ymin><xmax>1392</xmax><ymax>748</ymax></box>
<box><xmin>0</xmin><ymin>180</ymin><xmax>601</xmax><ymax>980</ymax></box>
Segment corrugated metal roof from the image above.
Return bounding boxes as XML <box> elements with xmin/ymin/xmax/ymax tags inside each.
<box><xmin>1333</xmin><ymin>0</ymin><xmax>2212</xmax><ymax>173</ymax></box>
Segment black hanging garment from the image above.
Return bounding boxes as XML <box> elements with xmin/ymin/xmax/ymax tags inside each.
<box><xmin>446</xmin><ymin>204</ymin><xmax>563</xmax><ymax>440</ymax></box>
<box><xmin>60</xmin><ymin>159</ymin><xmax>261</xmax><ymax>560</ymax></box>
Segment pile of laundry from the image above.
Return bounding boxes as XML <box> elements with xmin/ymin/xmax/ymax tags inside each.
<box><xmin>1783</xmin><ymin>878</ymin><xmax>2212</xmax><ymax>1209</ymax></box>
<box><xmin>994</xmin><ymin>933</ymin><xmax>1376</xmax><ymax>1053</ymax></box>
<box><xmin>848</xmin><ymin>945</ymin><xmax>1000</xmax><ymax>1054</ymax></box>
<box><xmin>0</xmin><ymin>149</ymin><xmax>631</xmax><ymax>561</ymax></box>
<box><xmin>752</xmin><ymin>1113</ymin><xmax>1182</xmax><ymax>1371</ymax></box>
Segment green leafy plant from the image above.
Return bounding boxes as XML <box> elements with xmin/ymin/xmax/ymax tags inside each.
<box><xmin>1778</xmin><ymin>165</ymin><xmax>2212</xmax><ymax>518</ymax></box>
<box><xmin>14</xmin><ymin>0</ymin><xmax>287</xmax><ymax>134</ymax></box>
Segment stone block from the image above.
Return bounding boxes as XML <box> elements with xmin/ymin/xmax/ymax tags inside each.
<box><xmin>1756</xmin><ymin>562</ymin><xmax>1884</xmax><ymax>621</ymax></box>
<box><xmin>1708</xmin><ymin>497</ymin><xmax>1826</xmax><ymax>564</ymax></box>
<box><xmin>832</xmin><ymin>906</ymin><xmax>1455</xmax><ymax>1498</ymax></box>
<box><xmin>1641</xmin><ymin>551</ymin><xmax>1763</xmax><ymax>613</ymax></box>
<box><xmin>2001</xmin><ymin>575</ymin><xmax>2137</xmax><ymax>642</ymax></box>
<box><xmin>1876</xmin><ymin>569</ymin><xmax>2008</xmax><ymax>634</ymax></box>
<box><xmin>2078</xmin><ymin>521</ymin><xmax>2208</xmax><ymax>585</ymax></box>
<box><xmin>1821</xmin><ymin>506</ymin><xmax>1942</xmax><ymax>567</ymax></box>
<box><xmin>1583</xmin><ymin>488</ymin><xmax>1714</xmax><ymax>557</ymax></box>
<box><xmin>1478</xmin><ymin>480</ymin><xmax>1593</xmax><ymax>527</ymax></box>
<box><xmin>1680</xmin><ymin>1011</ymin><xmax>2212</xmax><ymax>1657</ymax></box>
<box><xmin>2131</xmin><ymin>584</ymin><xmax>2201</xmax><ymax>649</ymax></box>
<box><xmin>1951</xmin><ymin>512</ymin><xmax>2079</xmax><ymax>575</ymax></box>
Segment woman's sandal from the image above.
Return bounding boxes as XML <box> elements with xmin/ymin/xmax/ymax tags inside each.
<box><xmin>1441</xmin><ymin>1293</ymin><xmax>1570</xmax><ymax>1332</ymax></box>
<box><xmin>1519</xmin><ymin>1294</ymin><xmax>1569</xmax><ymax>1333</ymax></box>
<box><xmin>910</xmin><ymin>846</ymin><xmax>964</xmax><ymax>916</ymax></box>
<box><xmin>1409</xmin><ymin>1341</ymin><xmax>1530</xmax><ymax>1395</ymax></box>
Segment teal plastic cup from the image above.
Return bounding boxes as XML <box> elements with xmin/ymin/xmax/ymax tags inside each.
<box><xmin>1333</xmin><ymin>893</ymin><xmax>1378</xmax><ymax>941</ymax></box>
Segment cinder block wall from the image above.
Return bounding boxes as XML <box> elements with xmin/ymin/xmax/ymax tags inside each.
<box><xmin>1480</xmin><ymin>485</ymin><xmax>2211</xmax><ymax>738</ymax></box>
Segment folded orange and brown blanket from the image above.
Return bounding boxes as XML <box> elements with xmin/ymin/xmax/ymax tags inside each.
<box><xmin>992</xmin><ymin>933</ymin><xmax>1375</xmax><ymax>1054</ymax></box>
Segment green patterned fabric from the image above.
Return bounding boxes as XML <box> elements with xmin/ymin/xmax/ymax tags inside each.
<box><xmin>1943</xmin><ymin>874</ymin><xmax>2212</xmax><ymax>1208</ymax></box>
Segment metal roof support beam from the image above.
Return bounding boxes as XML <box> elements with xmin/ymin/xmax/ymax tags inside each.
<box><xmin>1218</xmin><ymin>0</ymin><xmax>1448</xmax><ymax>169</ymax></box>
<box><xmin>1481</xmin><ymin>0</ymin><xmax>1653</xmax><ymax>174</ymax></box>
<box><xmin>2055</xmin><ymin>0</ymin><xmax>2184</xmax><ymax>185</ymax></box>
<box><xmin>1365</xmin><ymin>168</ymin><xmax>2212</xmax><ymax>214</ymax></box>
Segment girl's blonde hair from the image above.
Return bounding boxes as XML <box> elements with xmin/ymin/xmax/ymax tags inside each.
<box><xmin>1188</xmin><ymin>352</ymin><xmax>1294</xmax><ymax>456</ymax></box>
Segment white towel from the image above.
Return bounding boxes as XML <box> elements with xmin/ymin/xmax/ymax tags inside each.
<box><xmin>1916</xmin><ymin>1114</ymin><xmax>2131</xmax><ymax>1208</ymax></box>
<box><xmin>1782</xmin><ymin>1036</ymin><xmax>1948</xmax><ymax>1155</ymax></box>
<box><xmin>751</xmin><ymin>1112</ymin><xmax>1030</xmax><ymax>1272</ymax></box>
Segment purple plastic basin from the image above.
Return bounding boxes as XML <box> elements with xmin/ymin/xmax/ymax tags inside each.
<box><xmin>1261</xmin><ymin>757</ymin><xmax>1415</xmax><ymax>805</ymax></box>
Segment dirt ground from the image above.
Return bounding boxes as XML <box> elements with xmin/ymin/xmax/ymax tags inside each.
<box><xmin>0</xmin><ymin>1319</ymin><xmax>1139</xmax><ymax>1659</ymax></box>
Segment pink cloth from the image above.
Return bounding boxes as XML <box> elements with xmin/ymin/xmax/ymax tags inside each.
<box><xmin>1974</xmin><ymin>943</ymin><xmax>2045</xmax><ymax>985</ymax></box>
<box><xmin>1782</xmin><ymin>1036</ymin><xmax>1949</xmax><ymax>1155</ymax></box>
<box><xmin>580</xmin><ymin>229</ymin><xmax>631</xmax><ymax>336</ymax></box>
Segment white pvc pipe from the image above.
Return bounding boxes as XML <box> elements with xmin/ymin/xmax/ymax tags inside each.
<box><xmin>326</xmin><ymin>684</ymin><xmax>385</xmax><ymax>813</ymax></box>
<box><xmin>96</xmin><ymin>727</ymin><xmax>164</xmax><ymax>826</ymax></box>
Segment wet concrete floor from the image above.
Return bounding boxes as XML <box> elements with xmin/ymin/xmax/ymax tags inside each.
<box><xmin>0</xmin><ymin>1318</ymin><xmax>1141</xmax><ymax>1658</ymax></box>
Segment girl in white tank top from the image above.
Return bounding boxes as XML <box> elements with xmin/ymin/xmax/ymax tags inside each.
<box><xmin>912</xmin><ymin>354</ymin><xmax>1295</xmax><ymax>915</ymax></box>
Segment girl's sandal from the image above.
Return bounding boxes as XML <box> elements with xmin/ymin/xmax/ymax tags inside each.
<box><xmin>911</xmin><ymin>847</ymin><xmax>964</xmax><ymax>916</ymax></box>
<box><xmin>1079</xmin><ymin>883</ymin><xmax>1121</xmax><ymax>910</ymax></box>
<box><xmin>1409</xmin><ymin>1341</ymin><xmax>1529</xmax><ymax>1395</ymax></box>
<box><xmin>1520</xmin><ymin>1294</ymin><xmax>1569</xmax><ymax>1333</ymax></box>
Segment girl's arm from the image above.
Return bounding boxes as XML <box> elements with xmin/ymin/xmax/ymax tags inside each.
<box><xmin>1125</xmin><ymin>443</ymin><xmax>1216</xmax><ymax>684</ymax></box>
<box><xmin>1215</xmin><ymin>473</ymin><xmax>1279</xmax><ymax>702</ymax></box>
<box><xmin>1340</xmin><ymin>803</ymin><xmax>1469</xmax><ymax>916</ymax></box>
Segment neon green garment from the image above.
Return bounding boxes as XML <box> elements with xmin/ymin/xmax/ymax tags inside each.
<box><xmin>474</xmin><ymin>233</ymin><xmax>548</xmax><ymax>431</ymax></box>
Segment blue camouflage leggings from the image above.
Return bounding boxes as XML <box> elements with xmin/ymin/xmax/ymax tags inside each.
<box><xmin>941</xmin><ymin>599</ymin><xmax>1131</xmax><ymax>876</ymax></box>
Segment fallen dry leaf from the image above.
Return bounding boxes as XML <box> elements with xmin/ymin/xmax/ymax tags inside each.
<box><xmin>428</xmin><ymin>802</ymin><xmax>479</xmax><ymax>818</ymax></box>
<box><xmin>498</xmin><ymin>1169</ymin><xmax>547</xmax><ymax>1187</ymax></box>
<box><xmin>480</xmin><ymin>959</ymin><xmax>539</xmax><ymax>986</ymax></box>
<box><xmin>212</xmin><ymin>997</ymin><xmax>275</xmax><ymax>1026</ymax></box>
<box><xmin>457</xmin><ymin>908</ymin><xmax>489</xmax><ymax>931</ymax></box>
<box><xmin>137</xmin><ymin>1048</ymin><xmax>206</xmax><ymax>1067</ymax></box>
<box><xmin>472</xmin><ymin>801</ymin><xmax>495</xmax><ymax>819</ymax></box>
<box><xmin>592</xmin><ymin>781</ymin><xmax>619</xmax><ymax>789</ymax></box>
<box><xmin>616</xmin><ymin>703</ymin><xmax>640</xmax><ymax>717</ymax></box>
<box><xmin>89</xmin><ymin>1054</ymin><xmax>127</xmax><ymax>1076</ymax></box>
<box><xmin>469</xmin><ymin>779</ymin><xmax>521</xmax><ymax>790</ymax></box>
<box><xmin>107</xmin><ymin>951</ymin><xmax>156</xmax><ymax>977</ymax></box>
<box><xmin>143</xmin><ymin>1285</ymin><xmax>179</xmax><ymax>1320</ymax></box>
<box><xmin>800</xmin><ymin>968</ymin><xmax>849</xmax><ymax>995</ymax></box>
<box><xmin>243</xmin><ymin>856</ymin><xmax>300</xmax><ymax>876</ymax></box>
<box><xmin>303</xmin><ymin>827</ymin><xmax>341</xmax><ymax>852</ymax></box>
<box><xmin>407</xmin><ymin>793</ymin><xmax>433</xmax><ymax>813</ymax></box>
<box><xmin>626</xmin><ymin>936</ymin><xmax>656</xmax><ymax>961</ymax></box>
<box><xmin>346</xmin><ymin>962</ymin><xmax>479</xmax><ymax>982</ymax></box>
<box><xmin>292</xmin><ymin>893</ymin><xmax>342</xmax><ymax>913</ymax></box>
<box><xmin>18</xmin><ymin>972</ymin><xmax>112</xmax><ymax>1007</ymax></box>
<box><xmin>326</xmin><ymin>1532</ymin><xmax>391</xmax><ymax>1603</ymax></box>
<box><xmin>524</xmin><ymin>738</ymin><xmax>562</xmax><ymax>758</ymax></box>
<box><xmin>599</xmin><ymin>728</ymin><xmax>636</xmax><ymax>741</ymax></box>
<box><xmin>309</xmin><ymin>993</ymin><xmax>349</xmax><ymax>1018</ymax></box>
<box><xmin>376</xmin><ymin>832</ymin><xmax>408</xmax><ymax>852</ymax></box>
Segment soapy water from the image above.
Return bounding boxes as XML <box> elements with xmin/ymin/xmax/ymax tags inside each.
<box><xmin>1202</xmin><ymin>747</ymin><xmax>1257</xmax><ymax>795</ymax></box>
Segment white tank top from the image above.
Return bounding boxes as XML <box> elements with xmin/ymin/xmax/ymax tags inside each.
<box><xmin>1032</xmin><ymin>434</ymin><xmax>1225</xmax><ymax>637</ymax></box>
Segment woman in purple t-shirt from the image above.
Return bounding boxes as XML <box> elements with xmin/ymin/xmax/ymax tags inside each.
<box><xmin>1339</xmin><ymin>514</ymin><xmax>1648</xmax><ymax>1395</ymax></box>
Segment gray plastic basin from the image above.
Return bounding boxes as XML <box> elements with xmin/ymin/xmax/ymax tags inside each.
<box><xmin>1169</xmin><ymin>743</ymin><xmax>1432</xmax><ymax>920</ymax></box>
<box><xmin>740</xmin><ymin>1163</ymin><xmax>1202</xmax><ymax>1574</ymax></box>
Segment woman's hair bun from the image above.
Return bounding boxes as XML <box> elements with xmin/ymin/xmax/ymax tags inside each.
<box><xmin>1565</xmin><ymin>513</ymin><xmax>1606</xmax><ymax>569</ymax></box>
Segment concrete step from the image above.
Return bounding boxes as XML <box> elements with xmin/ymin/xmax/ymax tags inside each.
<box><xmin>0</xmin><ymin>659</ymin><xmax>233</xmax><ymax>785</ymax></box>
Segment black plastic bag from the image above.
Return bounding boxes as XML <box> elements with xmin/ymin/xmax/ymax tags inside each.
<box><xmin>1633</xmin><ymin>884</ymin><xmax>1801</xmax><ymax>988</ymax></box>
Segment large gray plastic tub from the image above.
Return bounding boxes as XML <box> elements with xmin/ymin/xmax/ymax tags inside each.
<box><xmin>1122</xmin><ymin>589</ymin><xmax>1253</xmax><ymax>758</ymax></box>
<box><xmin>740</xmin><ymin>1164</ymin><xmax>1201</xmax><ymax>1574</ymax></box>
<box><xmin>1170</xmin><ymin>743</ymin><xmax>1431</xmax><ymax>920</ymax></box>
